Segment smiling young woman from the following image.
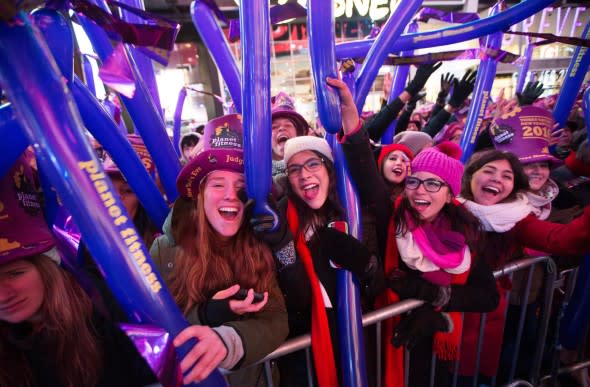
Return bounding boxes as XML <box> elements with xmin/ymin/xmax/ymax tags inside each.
<box><xmin>455</xmin><ymin>149</ymin><xmax>590</xmax><ymax>383</ymax></box>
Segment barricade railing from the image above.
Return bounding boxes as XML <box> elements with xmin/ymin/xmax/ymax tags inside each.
<box><xmin>228</xmin><ymin>255</ymin><xmax>589</xmax><ymax>387</ymax></box>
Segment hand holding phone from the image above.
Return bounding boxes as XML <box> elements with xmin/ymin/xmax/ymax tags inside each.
<box><xmin>231</xmin><ymin>288</ymin><xmax>265</xmax><ymax>304</ymax></box>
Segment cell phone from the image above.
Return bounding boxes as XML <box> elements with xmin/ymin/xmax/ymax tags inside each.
<box><xmin>231</xmin><ymin>288</ymin><xmax>265</xmax><ymax>303</ymax></box>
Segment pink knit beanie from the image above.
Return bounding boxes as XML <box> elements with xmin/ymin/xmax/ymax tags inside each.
<box><xmin>411</xmin><ymin>141</ymin><xmax>464</xmax><ymax>196</ymax></box>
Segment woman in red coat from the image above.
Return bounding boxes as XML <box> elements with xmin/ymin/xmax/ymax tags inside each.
<box><xmin>456</xmin><ymin>149</ymin><xmax>590</xmax><ymax>384</ymax></box>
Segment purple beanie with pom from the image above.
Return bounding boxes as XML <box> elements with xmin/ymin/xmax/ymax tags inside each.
<box><xmin>411</xmin><ymin>141</ymin><xmax>464</xmax><ymax>196</ymax></box>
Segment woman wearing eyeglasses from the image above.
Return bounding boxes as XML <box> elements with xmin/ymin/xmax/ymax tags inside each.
<box><xmin>332</xmin><ymin>77</ymin><xmax>499</xmax><ymax>387</ymax></box>
<box><xmin>251</xmin><ymin>135</ymin><xmax>384</xmax><ymax>387</ymax></box>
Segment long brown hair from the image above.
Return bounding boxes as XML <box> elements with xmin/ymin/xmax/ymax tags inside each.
<box><xmin>168</xmin><ymin>183</ymin><xmax>277</xmax><ymax>314</ymax></box>
<box><xmin>286</xmin><ymin>153</ymin><xmax>344</xmax><ymax>236</ymax></box>
<box><xmin>0</xmin><ymin>254</ymin><xmax>102</xmax><ymax>387</ymax></box>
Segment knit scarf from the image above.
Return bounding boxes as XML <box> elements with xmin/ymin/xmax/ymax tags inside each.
<box><xmin>525</xmin><ymin>178</ymin><xmax>559</xmax><ymax>221</ymax></box>
<box><xmin>396</xmin><ymin>214</ymin><xmax>470</xmax><ymax>276</ymax></box>
<box><xmin>286</xmin><ymin>200</ymin><xmax>339</xmax><ymax>387</ymax></box>
<box><xmin>457</xmin><ymin>193</ymin><xmax>533</xmax><ymax>232</ymax></box>
<box><xmin>378</xmin><ymin>201</ymin><xmax>469</xmax><ymax>387</ymax></box>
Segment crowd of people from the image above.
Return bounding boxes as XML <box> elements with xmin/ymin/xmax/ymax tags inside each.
<box><xmin>2</xmin><ymin>59</ymin><xmax>590</xmax><ymax>387</ymax></box>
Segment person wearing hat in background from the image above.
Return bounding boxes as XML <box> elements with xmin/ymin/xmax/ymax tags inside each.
<box><xmin>0</xmin><ymin>155</ymin><xmax>156</xmax><ymax>387</ymax></box>
<box><xmin>433</xmin><ymin>120</ymin><xmax>465</xmax><ymax>145</ymax></box>
<box><xmin>270</xmin><ymin>92</ymin><xmax>309</xmax><ymax>178</ymax></box>
<box><xmin>334</xmin><ymin>78</ymin><xmax>498</xmax><ymax>386</ymax></box>
<box><xmin>179</xmin><ymin>131</ymin><xmax>202</xmax><ymax>165</ymax></box>
<box><xmin>102</xmin><ymin>134</ymin><xmax>160</xmax><ymax>248</ymax></box>
<box><xmin>250</xmin><ymin>134</ymin><xmax>384</xmax><ymax>387</ymax></box>
<box><xmin>393</xmin><ymin>130</ymin><xmax>433</xmax><ymax>156</ymax></box>
<box><xmin>159</xmin><ymin>114</ymin><xmax>288</xmax><ymax>386</ymax></box>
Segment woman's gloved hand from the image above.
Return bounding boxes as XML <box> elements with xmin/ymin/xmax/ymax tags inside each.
<box><xmin>404</xmin><ymin>62</ymin><xmax>443</xmax><ymax>96</ymax></box>
<box><xmin>392</xmin><ymin>304</ymin><xmax>451</xmax><ymax>350</ymax></box>
<box><xmin>387</xmin><ymin>269</ymin><xmax>451</xmax><ymax>308</ymax></box>
<box><xmin>516</xmin><ymin>81</ymin><xmax>544</xmax><ymax>106</ymax></box>
<box><xmin>448</xmin><ymin>69</ymin><xmax>477</xmax><ymax>108</ymax></box>
<box><xmin>437</xmin><ymin>72</ymin><xmax>455</xmax><ymax>104</ymax></box>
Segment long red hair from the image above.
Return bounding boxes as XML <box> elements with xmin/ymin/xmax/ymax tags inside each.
<box><xmin>168</xmin><ymin>185</ymin><xmax>278</xmax><ymax>314</ymax></box>
<box><xmin>0</xmin><ymin>254</ymin><xmax>102</xmax><ymax>387</ymax></box>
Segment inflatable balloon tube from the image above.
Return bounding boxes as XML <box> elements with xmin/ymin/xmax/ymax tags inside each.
<box><xmin>173</xmin><ymin>87</ymin><xmax>188</xmax><ymax>157</ymax></box>
<box><xmin>381</xmin><ymin>20</ymin><xmax>419</xmax><ymax>145</ymax></box>
<box><xmin>0</xmin><ymin>104</ymin><xmax>29</xmax><ymax>178</ymax></box>
<box><xmin>71</xmin><ymin>77</ymin><xmax>169</xmax><ymax>229</ymax></box>
<box><xmin>307</xmin><ymin>0</ymin><xmax>341</xmax><ymax>133</ymax></box>
<box><xmin>191</xmin><ymin>0</ymin><xmax>242</xmax><ymax>113</ymax></box>
<box><xmin>515</xmin><ymin>39</ymin><xmax>533</xmax><ymax>94</ymax></box>
<box><xmin>552</xmin><ymin>19</ymin><xmax>590</xmax><ymax>128</ymax></box>
<box><xmin>119</xmin><ymin>0</ymin><xmax>165</xmax><ymax>119</ymax></box>
<box><xmin>335</xmin><ymin>0</ymin><xmax>553</xmax><ymax>59</ymax></box>
<box><xmin>239</xmin><ymin>0</ymin><xmax>277</xmax><ymax>224</ymax></box>
<box><xmin>77</xmin><ymin>2</ymin><xmax>181</xmax><ymax>202</ymax></box>
<box><xmin>327</xmin><ymin>134</ymin><xmax>367</xmax><ymax>387</ymax></box>
<box><xmin>459</xmin><ymin>3</ymin><xmax>503</xmax><ymax>163</ymax></box>
<box><xmin>354</xmin><ymin>0</ymin><xmax>422</xmax><ymax>112</ymax></box>
<box><xmin>0</xmin><ymin>12</ymin><xmax>225</xmax><ymax>387</ymax></box>
<box><xmin>31</xmin><ymin>8</ymin><xmax>169</xmax><ymax>229</ymax></box>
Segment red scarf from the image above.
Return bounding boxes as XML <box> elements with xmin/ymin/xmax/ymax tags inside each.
<box><xmin>379</xmin><ymin>199</ymin><xmax>469</xmax><ymax>387</ymax></box>
<box><xmin>286</xmin><ymin>200</ymin><xmax>339</xmax><ymax>387</ymax></box>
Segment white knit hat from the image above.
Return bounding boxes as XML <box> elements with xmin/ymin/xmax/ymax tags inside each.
<box><xmin>283</xmin><ymin>136</ymin><xmax>334</xmax><ymax>164</ymax></box>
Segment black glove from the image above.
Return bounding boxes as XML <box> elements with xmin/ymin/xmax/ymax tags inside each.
<box><xmin>404</xmin><ymin>62</ymin><xmax>442</xmax><ymax>96</ymax></box>
<box><xmin>409</xmin><ymin>91</ymin><xmax>427</xmax><ymax>106</ymax></box>
<box><xmin>242</xmin><ymin>190</ymin><xmax>291</xmax><ymax>249</ymax></box>
<box><xmin>362</xmin><ymin>255</ymin><xmax>386</xmax><ymax>298</ymax></box>
<box><xmin>197</xmin><ymin>299</ymin><xmax>238</xmax><ymax>327</ymax></box>
<box><xmin>387</xmin><ymin>270</ymin><xmax>450</xmax><ymax>307</ymax></box>
<box><xmin>392</xmin><ymin>304</ymin><xmax>450</xmax><ymax>350</ymax></box>
<box><xmin>516</xmin><ymin>81</ymin><xmax>544</xmax><ymax>106</ymax></box>
<box><xmin>437</xmin><ymin>72</ymin><xmax>455</xmax><ymax>103</ymax></box>
<box><xmin>448</xmin><ymin>69</ymin><xmax>477</xmax><ymax>108</ymax></box>
<box><xmin>316</xmin><ymin>227</ymin><xmax>372</xmax><ymax>276</ymax></box>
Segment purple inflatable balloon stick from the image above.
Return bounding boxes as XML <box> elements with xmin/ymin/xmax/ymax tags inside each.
<box><xmin>326</xmin><ymin>133</ymin><xmax>367</xmax><ymax>387</ymax></box>
<box><xmin>553</xmin><ymin>19</ymin><xmax>590</xmax><ymax>128</ymax></box>
<box><xmin>336</xmin><ymin>0</ymin><xmax>553</xmax><ymax>60</ymax></box>
<box><xmin>191</xmin><ymin>0</ymin><xmax>242</xmax><ymax>113</ymax></box>
<box><xmin>118</xmin><ymin>0</ymin><xmax>164</xmax><ymax>119</ymax></box>
<box><xmin>515</xmin><ymin>39</ymin><xmax>533</xmax><ymax>94</ymax></box>
<box><xmin>354</xmin><ymin>0</ymin><xmax>423</xmax><ymax>112</ymax></box>
<box><xmin>307</xmin><ymin>0</ymin><xmax>341</xmax><ymax>133</ymax></box>
<box><xmin>71</xmin><ymin>77</ymin><xmax>169</xmax><ymax>228</ymax></box>
<box><xmin>81</xmin><ymin>54</ymin><xmax>97</xmax><ymax>96</ymax></box>
<box><xmin>460</xmin><ymin>2</ymin><xmax>504</xmax><ymax>163</ymax></box>
<box><xmin>239</xmin><ymin>0</ymin><xmax>277</xmax><ymax>224</ymax></box>
<box><xmin>30</xmin><ymin>8</ymin><xmax>74</xmax><ymax>83</ymax></box>
<box><xmin>0</xmin><ymin>12</ymin><xmax>225</xmax><ymax>387</ymax></box>
<box><xmin>381</xmin><ymin>20</ymin><xmax>419</xmax><ymax>145</ymax></box>
<box><xmin>173</xmin><ymin>87</ymin><xmax>187</xmax><ymax>157</ymax></box>
<box><xmin>78</xmin><ymin>1</ymin><xmax>181</xmax><ymax>202</ymax></box>
<box><xmin>0</xmin><ymin>104</ymin><xmax>29</xmax><ymax>178</ymax></box>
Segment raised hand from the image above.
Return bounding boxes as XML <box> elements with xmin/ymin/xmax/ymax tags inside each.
<box><xmin>517</xmin><ymin>81</ymin><xmax>544</xmax><ymax>106</ymax></box>
<box><xmin>448</xmin><ymin>69</ymin><xmax>477</xmax><ymax>108</ymax></box>
<box><xmin>405</xmin><ymin>62</ymin><xmax>443</xmax><ymax>96</ymax></box>
<box><xmin>326</xmin><ymin>76</ymin><xmax>360</xmax><ymax>135</ymax></box>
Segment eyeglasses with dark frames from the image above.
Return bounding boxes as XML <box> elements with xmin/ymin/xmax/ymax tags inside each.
<box><xmin>286</xmin><ymin>157</ymin><xmax>325</xmax><ymax>177</ymax></box>
<box><xmin>405</xmin><ymin>176</ymin><xmax>447</xmax><ymax>193</ymax></box>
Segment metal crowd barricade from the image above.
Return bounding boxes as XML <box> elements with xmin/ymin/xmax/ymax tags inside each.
<box><xmin>229</xmin><ymin>256</ymin><xmax>589</xmax><ymax>387</ymax></box>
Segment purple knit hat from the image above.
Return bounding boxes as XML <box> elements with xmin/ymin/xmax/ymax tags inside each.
<box><xmin>103</xmin><ymin>134</ymin><xmax>155</xmax><ymax>177</ymax></box>
<box><xmin>490</xmin><ymin>105</ymin><xmax>561</xmax><ymax>166</ymax></box>
<box><xmin>271</xmin><ymin>92</ymin><xmax>309</xmax><ymax>136</ymax></box>
<box><xmin>0</xmin><ymin>155</ymin><xmax>55</xmax><ymax>265</ymax></box>
<box><xmin>411</xmin><ymin>141</ymin><xmax>464</xmax><ymax>196</ymax></box>
<box><xmin>177</xmin><ymin>114</ymin><xmax>244</xmax><ymax>198</ymax></box>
